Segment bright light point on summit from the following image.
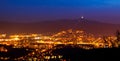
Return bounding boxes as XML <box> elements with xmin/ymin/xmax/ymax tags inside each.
<box><xmin>81</xmin><ymin>16</ymin><xmax>84</xmax><ymax>19</ymax></box>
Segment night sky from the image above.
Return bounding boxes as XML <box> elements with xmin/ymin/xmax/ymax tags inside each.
<box><xmin>0</xmin><ymin>0</ymin><xmax>120</xmax><ymax>24</ymax></box>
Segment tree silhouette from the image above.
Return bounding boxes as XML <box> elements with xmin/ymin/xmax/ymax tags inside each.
<box><xmin>116</xmin><ymin>30</ymin><xmax>120</xmax><ymax>42</ymax></box>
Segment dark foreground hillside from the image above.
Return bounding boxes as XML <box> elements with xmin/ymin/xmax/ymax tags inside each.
<box><xmin>0</xmin><ymin>44</ymin><xmax>33</xmax><ymax>61</ymax></box>
<box><xmin>51</xmin><ymin>45</ymin><xmax>120</xmax><ymax>61</ymax></box>
<box><xmin>0</xmin><ymin>44</ymin><xmax>120</xmax><ymax>61</ymax></box>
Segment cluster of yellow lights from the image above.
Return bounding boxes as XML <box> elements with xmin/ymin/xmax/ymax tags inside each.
<box><xmin>0</xmin><ymin>29</ymin><xmax>119</xmax><ymax>49</ymax></box>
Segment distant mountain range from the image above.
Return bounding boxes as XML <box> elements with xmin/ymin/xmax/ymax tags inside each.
<box><xmin>0</xmin><ymin>19</ymin><xmax>120</xmax><ymax>36</ymax></box>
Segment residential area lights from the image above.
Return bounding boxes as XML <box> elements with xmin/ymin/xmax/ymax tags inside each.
<box><xmin>0</xmin><ymin>29</ymin><xmax>119</xmax><ymax>49</ymax></box>
<box><xmin>0</xmin><ymin>29</ymin><xmax>120</xmax><ymax>61</ymax></box>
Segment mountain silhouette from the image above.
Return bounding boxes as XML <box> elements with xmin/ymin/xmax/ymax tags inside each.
<box><xmin>0</xmin><ymin>19</ymin><xmax>119</xmax><ymax>36</ymax></box>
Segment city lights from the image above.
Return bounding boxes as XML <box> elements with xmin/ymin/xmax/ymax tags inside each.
<box><xmin>0</xmin><ymin>29</ymin><xmax>120</xmax><ymax>60</ymax></box>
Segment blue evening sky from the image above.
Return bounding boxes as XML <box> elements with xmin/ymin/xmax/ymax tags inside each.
<box><xmin>0</xmin><ymin>0</ymin><xmax>120</xmax><ymax>24</ymax></box>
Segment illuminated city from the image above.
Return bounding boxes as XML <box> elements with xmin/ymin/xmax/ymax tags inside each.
<box><xmin>1</xmin><ymin>0</ymin><xmax>120</xmax><ymax>61</ymax></box>
<box><xmin>0</xmin><ymin>29</ymin><xmax>120</xmax><ymax>61</ymax></box>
